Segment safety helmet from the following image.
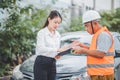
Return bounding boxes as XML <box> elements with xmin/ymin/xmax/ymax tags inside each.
<box><xmin>82</xmin><ymin>10</ymin><xmax>101</xmax><ymax>23</ymax></box>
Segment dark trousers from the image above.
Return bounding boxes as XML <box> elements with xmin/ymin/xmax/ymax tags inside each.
<box><xmin>34</xmin><ymin>55</ymin><xmax>56</xmax><ymax>80</ymax></box>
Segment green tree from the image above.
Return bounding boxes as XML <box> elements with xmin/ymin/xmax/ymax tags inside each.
<box><xmin>100</xmin><ymin>8</ymin><xmax>120</xmax><ymax>32</ymax></box>
<box><xmin>64</xmin><ymin>16</ymin><xmax>85</xmax><ymax>32</ymax></box>
<box><xmin>0</xmin><ymin>0</ymin><xmax>55</xmax><ymax>76</ymax></box>
<box><xmin>0</xmin><ymin>0</ymin><xmax>16</xmax><ymax>8</ymax></box>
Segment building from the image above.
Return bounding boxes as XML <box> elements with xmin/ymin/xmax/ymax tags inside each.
<box><xmin>70</xmin><ymin>0</ymin><xmax>120</xmax><ymax>17</ymax></box>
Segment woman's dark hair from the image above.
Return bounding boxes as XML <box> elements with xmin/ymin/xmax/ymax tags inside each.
<box><xmin>43</xmin><ymin>10</ymin><xmax>62</xmax><ymax>28</ymax></box>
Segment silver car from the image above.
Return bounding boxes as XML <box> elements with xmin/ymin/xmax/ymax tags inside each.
<box><xmin>11</xmin><ymin>31</ymin><xmax>120</xmax><ymax>80</ymax></box>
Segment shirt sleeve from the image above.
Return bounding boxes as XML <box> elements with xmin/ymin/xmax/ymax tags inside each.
<box><xmin>35</xmin><ymin>31</ymin><xmax>58</xmax><ymax>56</ymax></box>
<box><xmin>96</xmin><ymin>32</ymin><xmax>112</xmax><ymax>53</ymax></box>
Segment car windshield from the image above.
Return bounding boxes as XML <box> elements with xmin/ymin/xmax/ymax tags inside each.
<box><xmin>60</xmin><ymin>33</ymin><xmax>92</xmax><ymax>56</ymax></box>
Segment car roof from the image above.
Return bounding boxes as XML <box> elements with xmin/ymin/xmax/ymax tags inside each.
<box><xmin>61</xmin><ymin>31</ymin><xmax>90</xmax><ymax>37</ymax></box>
<box><xmin>60</xmin><ymin>31</ymin><xmax>120</xmax><ymax>45</ymax></box>
<box><xmin>61</xmin><ymin>31</ymin><xmax>92</xmax><ymax>41</ymax></box>
<box><xmin>61</xmin><ymin>31</ymin><xmax>120</xmax><ymax>38</ymax></box>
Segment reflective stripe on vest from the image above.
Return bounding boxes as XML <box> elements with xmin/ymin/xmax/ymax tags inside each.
<box><xmin>88</xmin><ymin>64</ymin><xmax>114</xmax><ymax>68</ymax></box>
<box><xmin>88</xmin><ymin>27</ymin><xmax>114</xmax><ymax>75</ymax></box>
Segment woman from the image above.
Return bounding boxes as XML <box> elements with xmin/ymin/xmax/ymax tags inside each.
<box><xmin>34</xmin><ymin>10</ymin><xmax>65</xmax><ymax>80</ymax></box>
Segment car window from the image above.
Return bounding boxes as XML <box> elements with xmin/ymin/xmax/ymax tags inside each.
<box><xmin>117</xmin><ymin>36</ymin><xmax>120</xmax><ymax>42</ymax></box>
<box><xmin>114</xmin><ymin>36</ymin><xmax>120</xmax><ymax>50</ymax></box>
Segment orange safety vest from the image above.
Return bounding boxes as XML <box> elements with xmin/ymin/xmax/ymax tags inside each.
<box><xmin>87</xmin><ymin>27</ymin><xmax>114</xmax><ymax>75</ymax></box>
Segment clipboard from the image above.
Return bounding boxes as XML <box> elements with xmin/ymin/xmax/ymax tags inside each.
<box><xmin>57</xmin><ymin>48</ymin><xmax>72</xmax><ymax>56</ymax></box>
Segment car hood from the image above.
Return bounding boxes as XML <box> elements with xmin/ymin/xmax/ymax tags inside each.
<box><xmin>56</xmin><ymin>55</ymin><xmax>87</xmax><ymax>73</ymax></box>
<box><xmin>20</xmin><ymin>55</ymin><xmax>87</xmax><ymax>75</ymax></box>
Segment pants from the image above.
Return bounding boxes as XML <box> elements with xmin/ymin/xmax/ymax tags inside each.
<box><xmin>90</xmin><ymin>74</ymin><xmax>114</xmax><ymax>80</ymax></box>
<box><xmin>34</xmin><ymin>55</ymin><xmax>56</xmax><ymax>80</ymax></box>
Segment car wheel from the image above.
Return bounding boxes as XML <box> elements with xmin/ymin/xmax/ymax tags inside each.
<box><xmin>115</xmin><ymin>64</ymin><xmax>120</xmax><ymax>80</ymax></box>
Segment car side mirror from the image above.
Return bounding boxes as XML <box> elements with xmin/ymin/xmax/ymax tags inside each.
<box><xmin>115</xmin><ymin>50</ymin><xmax>120</xmax><ymax>58</ymax></box>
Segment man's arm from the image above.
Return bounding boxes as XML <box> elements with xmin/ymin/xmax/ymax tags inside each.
<box><xmin>72</xmin><ymin>46</ymin><xmax>105</xmax><ymax>58</ymax></box>
<box><xmin>72</xmin><ymin>32</ymin><xmax>112</xmax><ymax>58</ymax></box>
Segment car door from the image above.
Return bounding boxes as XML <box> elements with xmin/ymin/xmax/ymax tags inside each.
<box><xmin>114</xmin><ymin>35</ymin><xmax>120</xmax><ymax>80</ymax></box>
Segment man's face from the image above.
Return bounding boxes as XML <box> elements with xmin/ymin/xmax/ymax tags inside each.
<box><xmin>84</xmin><ymin>22</ymin><xmax>94</xmax><ymax>35</ymax></box>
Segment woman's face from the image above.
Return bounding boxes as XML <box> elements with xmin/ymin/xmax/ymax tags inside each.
<box><xmin>48</xmin><ymin>16</ymin><xmax>61</xmax><ymax>31</ymax></box>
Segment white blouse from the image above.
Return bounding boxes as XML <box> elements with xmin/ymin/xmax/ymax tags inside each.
<box><xmin>35</xmin><ymin>27</ymin><xmax>61</xmax><ymax>58</ymax></box>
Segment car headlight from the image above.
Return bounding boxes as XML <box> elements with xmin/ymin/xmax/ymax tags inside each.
<box><xmin>12</xmin><ymin>64</ymin><xmax>23</xmax><ymax>80</ymax></box>
<box><xmin>71</xmin><ymin>72</ymin><xmax>90</xmax><ymax>80</ymax></box>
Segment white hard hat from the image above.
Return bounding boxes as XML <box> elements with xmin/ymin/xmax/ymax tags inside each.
<box><xmin>82</xmin><ymin>10</ymin><xmax>101</xmax><ymax>23</ymax></box>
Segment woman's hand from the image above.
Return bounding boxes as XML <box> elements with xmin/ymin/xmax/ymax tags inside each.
<box><xmin>71</xmin><ymin>40</ymin><xmax>80</xmax><ymax>46</ymax></box>
<box><xmin>55</xmin><ymin>55</ymin><xmax>61</xmax><ymax>59</ymax></box>
<box><xmin>57</xmin><ymin>45</ymin><xmax>69</xmax><ymax>52</ymax></box>
<box><xmin>71</xmin><ymin>40</ymin><xmax>89</xmax><ymax>49</ymax></box>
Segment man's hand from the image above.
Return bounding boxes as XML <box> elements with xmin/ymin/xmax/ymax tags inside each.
<box><xmin>72</xmin><ymin>46</ymin><xmax>84</xmax><ymax>54</ymax></box>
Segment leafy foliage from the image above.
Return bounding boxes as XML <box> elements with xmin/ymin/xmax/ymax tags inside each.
<box><xmin>100</xmin><ymin>8</ymin><xmax>120</xmax><ymax>32</ymax></box>
<box><xmin>0</xmin><ymin>0</ymin><xmax>16</xmax><ymax>8</ymax></box>
<box><xmin>64</xmin><ymin>16</ymin><xmax>85</xmax><ymax>32</ymax></box>
<box><xmin>0</xmin><ymin>0</ymin><xmax>51</xmax><ymax>76</ymax></box>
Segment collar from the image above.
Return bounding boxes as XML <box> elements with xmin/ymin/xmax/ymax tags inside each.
<box><xmin>44</xmin><ymin>27</ymin><xmax>57</xmax><ymax>37</ymax></box>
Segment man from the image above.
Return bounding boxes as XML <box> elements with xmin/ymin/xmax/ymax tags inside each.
<box><xmin>72</xmin><ymin>10</ymin><xmax>114</xmax><ymax>80</ymax></box>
